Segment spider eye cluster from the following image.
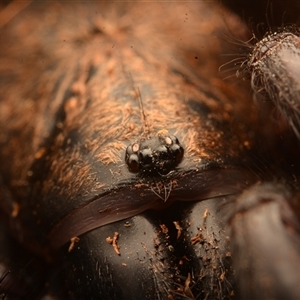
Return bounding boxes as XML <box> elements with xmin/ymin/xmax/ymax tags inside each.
<box><xmin>125</xmin><ymin>134</ymin><xmax>184</xmax><ymax>175</ymax></box>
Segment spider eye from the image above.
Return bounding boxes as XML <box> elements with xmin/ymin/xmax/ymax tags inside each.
<box><xmin>125</xmin><ymin>145</ymin><xmax>140</xmax><ymax>172</ymax></box>
<box><xmin>126</xmin><ymin>153</ymin><xmax>140</xmax><ymax>172</ymax></box>
<box><xmin>169</xmin><ymin>135</ymin><xmax>179</xmax><ymax>145</ymax></box>
<box><xmin>126</xmin><ymin>143</ymin><xmax>139</xmax><ymax>155</ymax></box>
<box><xmin>139</xmin><ymin>147</ymin><xmax>153</xmax><ymax>165</ymax></box>
<box><xmin>125</xmin><ymin>134</ymin><xmax>184</xmax><ymax>175</ymax></box>
<box><xmin>156</xmin><ymin>145</ymin><xmax>169</xmax><ymax>159</ymax></box>
<box><xmin>170</xmin><ymin>143</ymin><xmax>184</xmax><ymax>163</ymax></box>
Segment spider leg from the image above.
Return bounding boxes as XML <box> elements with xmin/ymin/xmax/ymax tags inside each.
<box><xmin>227</xmin><ymin>183</ymin><xmax>300</xmax><ymax>299</ymax></box>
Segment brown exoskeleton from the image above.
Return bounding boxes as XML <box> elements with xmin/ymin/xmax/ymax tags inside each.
<box><xmin>1</xmin><ymin>1</ymin><xmax>300</xmax><ymax>299</ymax></box>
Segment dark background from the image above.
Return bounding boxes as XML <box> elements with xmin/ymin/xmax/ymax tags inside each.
<box><xmin>223</xmin><ymin>0</ymin><xmax>300</xmax><ymax>31</ymax></box>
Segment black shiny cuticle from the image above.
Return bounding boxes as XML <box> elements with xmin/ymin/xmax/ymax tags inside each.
<box><xmin>125</xmin><ymin>134</ymin><xmax>184</xmax><ymax>175</ymax></box>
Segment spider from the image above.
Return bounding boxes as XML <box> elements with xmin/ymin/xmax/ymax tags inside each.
<box><xmin>0</xmin><ymin>1</ymin><xmax>300</xmax><ymax>299</ymax></box>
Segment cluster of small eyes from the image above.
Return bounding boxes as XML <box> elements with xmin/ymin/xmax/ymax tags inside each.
<box><xmin>125</xmin><ymin>135</ymin><xmax>184</xmax><ymax>175</ymax></box>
